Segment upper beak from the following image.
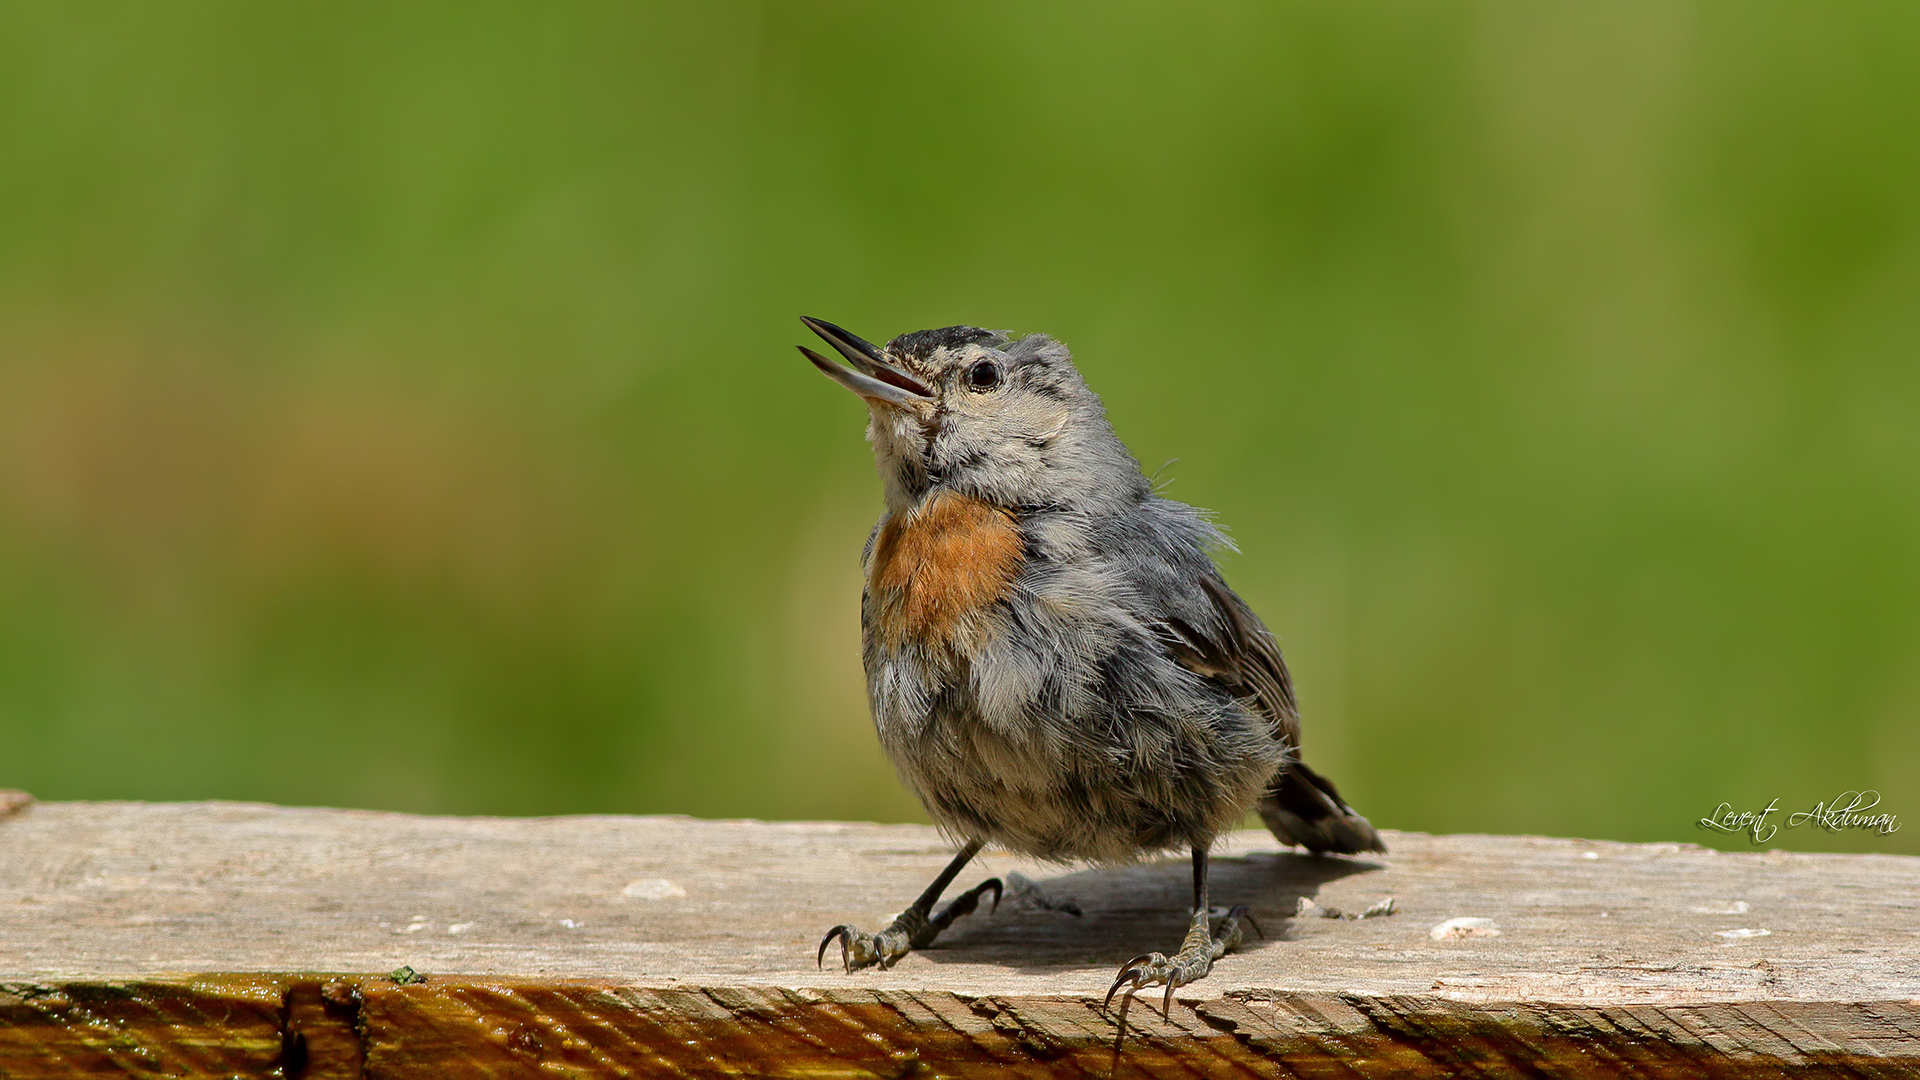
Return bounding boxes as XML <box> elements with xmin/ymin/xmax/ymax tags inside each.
<box><xmin>798</xmin><ymin>316</ymin><xmax>932</xmax><ymax>407</ymax></box>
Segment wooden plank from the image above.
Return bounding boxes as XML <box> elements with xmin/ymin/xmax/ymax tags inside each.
<box><xmin>2</xmin><ymin>979</ymin><xmax>1915</xmax><ymax>1078</ymax></box>
<box><xmin>2</xmin><ymin>799</ymin><xmax>1917</xmax><ymax>1076</ymax></box>
<box><xmin>0</xmin><ymin>978</ymin><xmax>284</xmax><ymax>1076</ymax></box>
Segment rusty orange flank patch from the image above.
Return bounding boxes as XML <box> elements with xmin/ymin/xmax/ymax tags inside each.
<box><xmin>868</xmin><ymin>491</ymin><xmax>1023</xmax><ymax>649</ymax></box>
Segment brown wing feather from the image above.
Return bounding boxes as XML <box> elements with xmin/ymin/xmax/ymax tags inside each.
<box><xmin>1163</xmin><ymin>575</ymin><xmax>1299</xmax><ymax>753</ymax></box>
<box><xmin>1166</xmin><ymin>574</ymin><xmax>1385</xmax><ymax>855</ymax></box>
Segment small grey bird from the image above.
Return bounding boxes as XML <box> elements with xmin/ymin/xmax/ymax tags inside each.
<box><xmin>798</xmin><ymin>318</ymin><xmax>1382</xmax><ymax>1032</ymax></box>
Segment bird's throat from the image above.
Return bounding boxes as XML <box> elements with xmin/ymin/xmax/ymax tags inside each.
<box><xmin>866</xmin><ymin>491</ymin><xmax>1023</xmax><ymax>652</ymax></box>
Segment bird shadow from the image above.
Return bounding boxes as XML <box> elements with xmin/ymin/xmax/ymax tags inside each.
<box><xmin>923</xmin><ymin>849</ymin><xmax>1386</xmax><ymax>974</ymax></box>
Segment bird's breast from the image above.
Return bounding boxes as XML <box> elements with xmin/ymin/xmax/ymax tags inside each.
<box><xmin>867</xmin><ymin>491</ymin><xmax>1023</xmax><ymax>651</ymax></box>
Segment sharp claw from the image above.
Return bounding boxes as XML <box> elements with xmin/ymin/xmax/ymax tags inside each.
<box><xmin>1103</xmin><ymin>955</ymin><xmax>1153</xmax><ymax>1009</ymax></box>
<box><xmin>1162</xmin><ymin>980</ymin><xmax>1178</xmax><ymax>1017</ymax></box>
<box><xmin>817</xmin><ymin>925</ymin><xmax>854</xmax><ymax>972</ymax></box>
<box><xmin>1222</xmin><ymin>903</ymin><xmax>1262</xmax><ymax>940</ymax></box>
<box><xmin>983</xmin><ymin>877</ymin><xmax>1004</xmax><ymax>914</ymax></box>
<box><xmin>1237</xmin><ymin>907</ymin><xmax>1263</xmax><ymax>940</ymax></box>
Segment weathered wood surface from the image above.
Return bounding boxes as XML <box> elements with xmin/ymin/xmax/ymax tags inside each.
<box><xmin>1</xmin><ymin>796</ymin><xmax>1916</xmax><ymax>1077</ymax></box>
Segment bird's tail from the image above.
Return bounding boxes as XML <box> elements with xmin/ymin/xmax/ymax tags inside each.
<box><xmin>1258</xmin><ymin>761</ymin><xmax>1386</xmax><ymax>855</ymax></box>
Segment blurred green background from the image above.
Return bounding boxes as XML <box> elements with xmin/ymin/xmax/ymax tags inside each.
<box><xmin>1</xmin><ymin>3</ymin><xmax>1914</xmax><ymax>854</ymax></box>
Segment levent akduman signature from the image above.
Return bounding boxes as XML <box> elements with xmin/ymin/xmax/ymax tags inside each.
<box><xmin>1699</xmin><ymin>791</ymin><xmax>1900</xmax><ymax>844</ymax></box>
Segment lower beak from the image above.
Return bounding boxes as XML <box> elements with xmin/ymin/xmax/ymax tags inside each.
<box><xmin>798</xmin><ymin>317</ymin><xmax>932</xmax><ymax>407</ymax></box>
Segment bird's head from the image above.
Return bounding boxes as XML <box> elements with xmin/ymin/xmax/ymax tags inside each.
<box><xmin>799</xmin><ymin>317</ymin><xmax>1147</xmax><ymax>516</ymax></box>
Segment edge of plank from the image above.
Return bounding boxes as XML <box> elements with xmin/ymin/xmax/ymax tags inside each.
<box><xmin>4</xmin><ymin>975</ymin><xmax>1916</xmax><ymax>1079</ymax></box>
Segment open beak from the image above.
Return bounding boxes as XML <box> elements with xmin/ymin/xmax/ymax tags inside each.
<box><xmin>798</xmin><ymin>316</ymin><xmax>932</xmax><ymax>408</ymax></box>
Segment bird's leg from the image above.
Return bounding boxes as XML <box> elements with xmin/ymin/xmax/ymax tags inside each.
<box><xmin>1104</xmin><ymin>846</ymin><xmax>1261</xmax><ymax>1045</ymax></box>
<box><xmin>817</xmin><ymin>840</ymin><xmax>1001</xmax><ymax>971</ymax></box>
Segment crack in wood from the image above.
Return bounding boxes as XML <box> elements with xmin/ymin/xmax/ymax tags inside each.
<box><xmin>281</xmin><ymin>980</ymin><xmax>365</xmax><ymax>1079</ymax></box>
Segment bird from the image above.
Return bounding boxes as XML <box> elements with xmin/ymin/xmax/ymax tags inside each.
<box><xmin>797</xmin><ymin>317</ymin><xmax>1383</xmax><ymax>1036</ymax></box>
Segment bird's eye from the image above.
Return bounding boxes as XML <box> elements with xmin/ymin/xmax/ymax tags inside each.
<box><xmin>966</xmin><ymin>361</ymin><xmax>1002</xmax><ymax>392</ymax></box>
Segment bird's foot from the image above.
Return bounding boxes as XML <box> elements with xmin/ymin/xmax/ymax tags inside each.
<box><xmin>817</xmin><ymin>876</ymin><xmax>1004</xmax><ymax>972</ymax></box>
<box><xmin>1103</xmin><ymin>905</ymin><xmax>1261</xmax><ymax>1046</ymax></box>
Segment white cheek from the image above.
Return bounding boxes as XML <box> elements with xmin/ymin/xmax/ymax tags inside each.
<box><xmin>865</xmin><ymin>409</ymin><xmax>923</xmax><ymax>456</ymax></box>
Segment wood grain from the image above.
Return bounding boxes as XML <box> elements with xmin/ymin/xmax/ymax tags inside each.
<box><xmin>2</xmin><ymin>800</ymin><xmax>1916</xmax><ymax>1076</ymax></box>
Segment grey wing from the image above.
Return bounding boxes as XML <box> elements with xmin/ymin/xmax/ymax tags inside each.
<box><xmin>1160</xmin><ymin>575</ymin><xmax>1301</xmax><ymax>755</ymax></box>
<box><xmin>1165</xmin><ymin>573</ymin><xmax>1386</xmax><ymax>855</ymax></box>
